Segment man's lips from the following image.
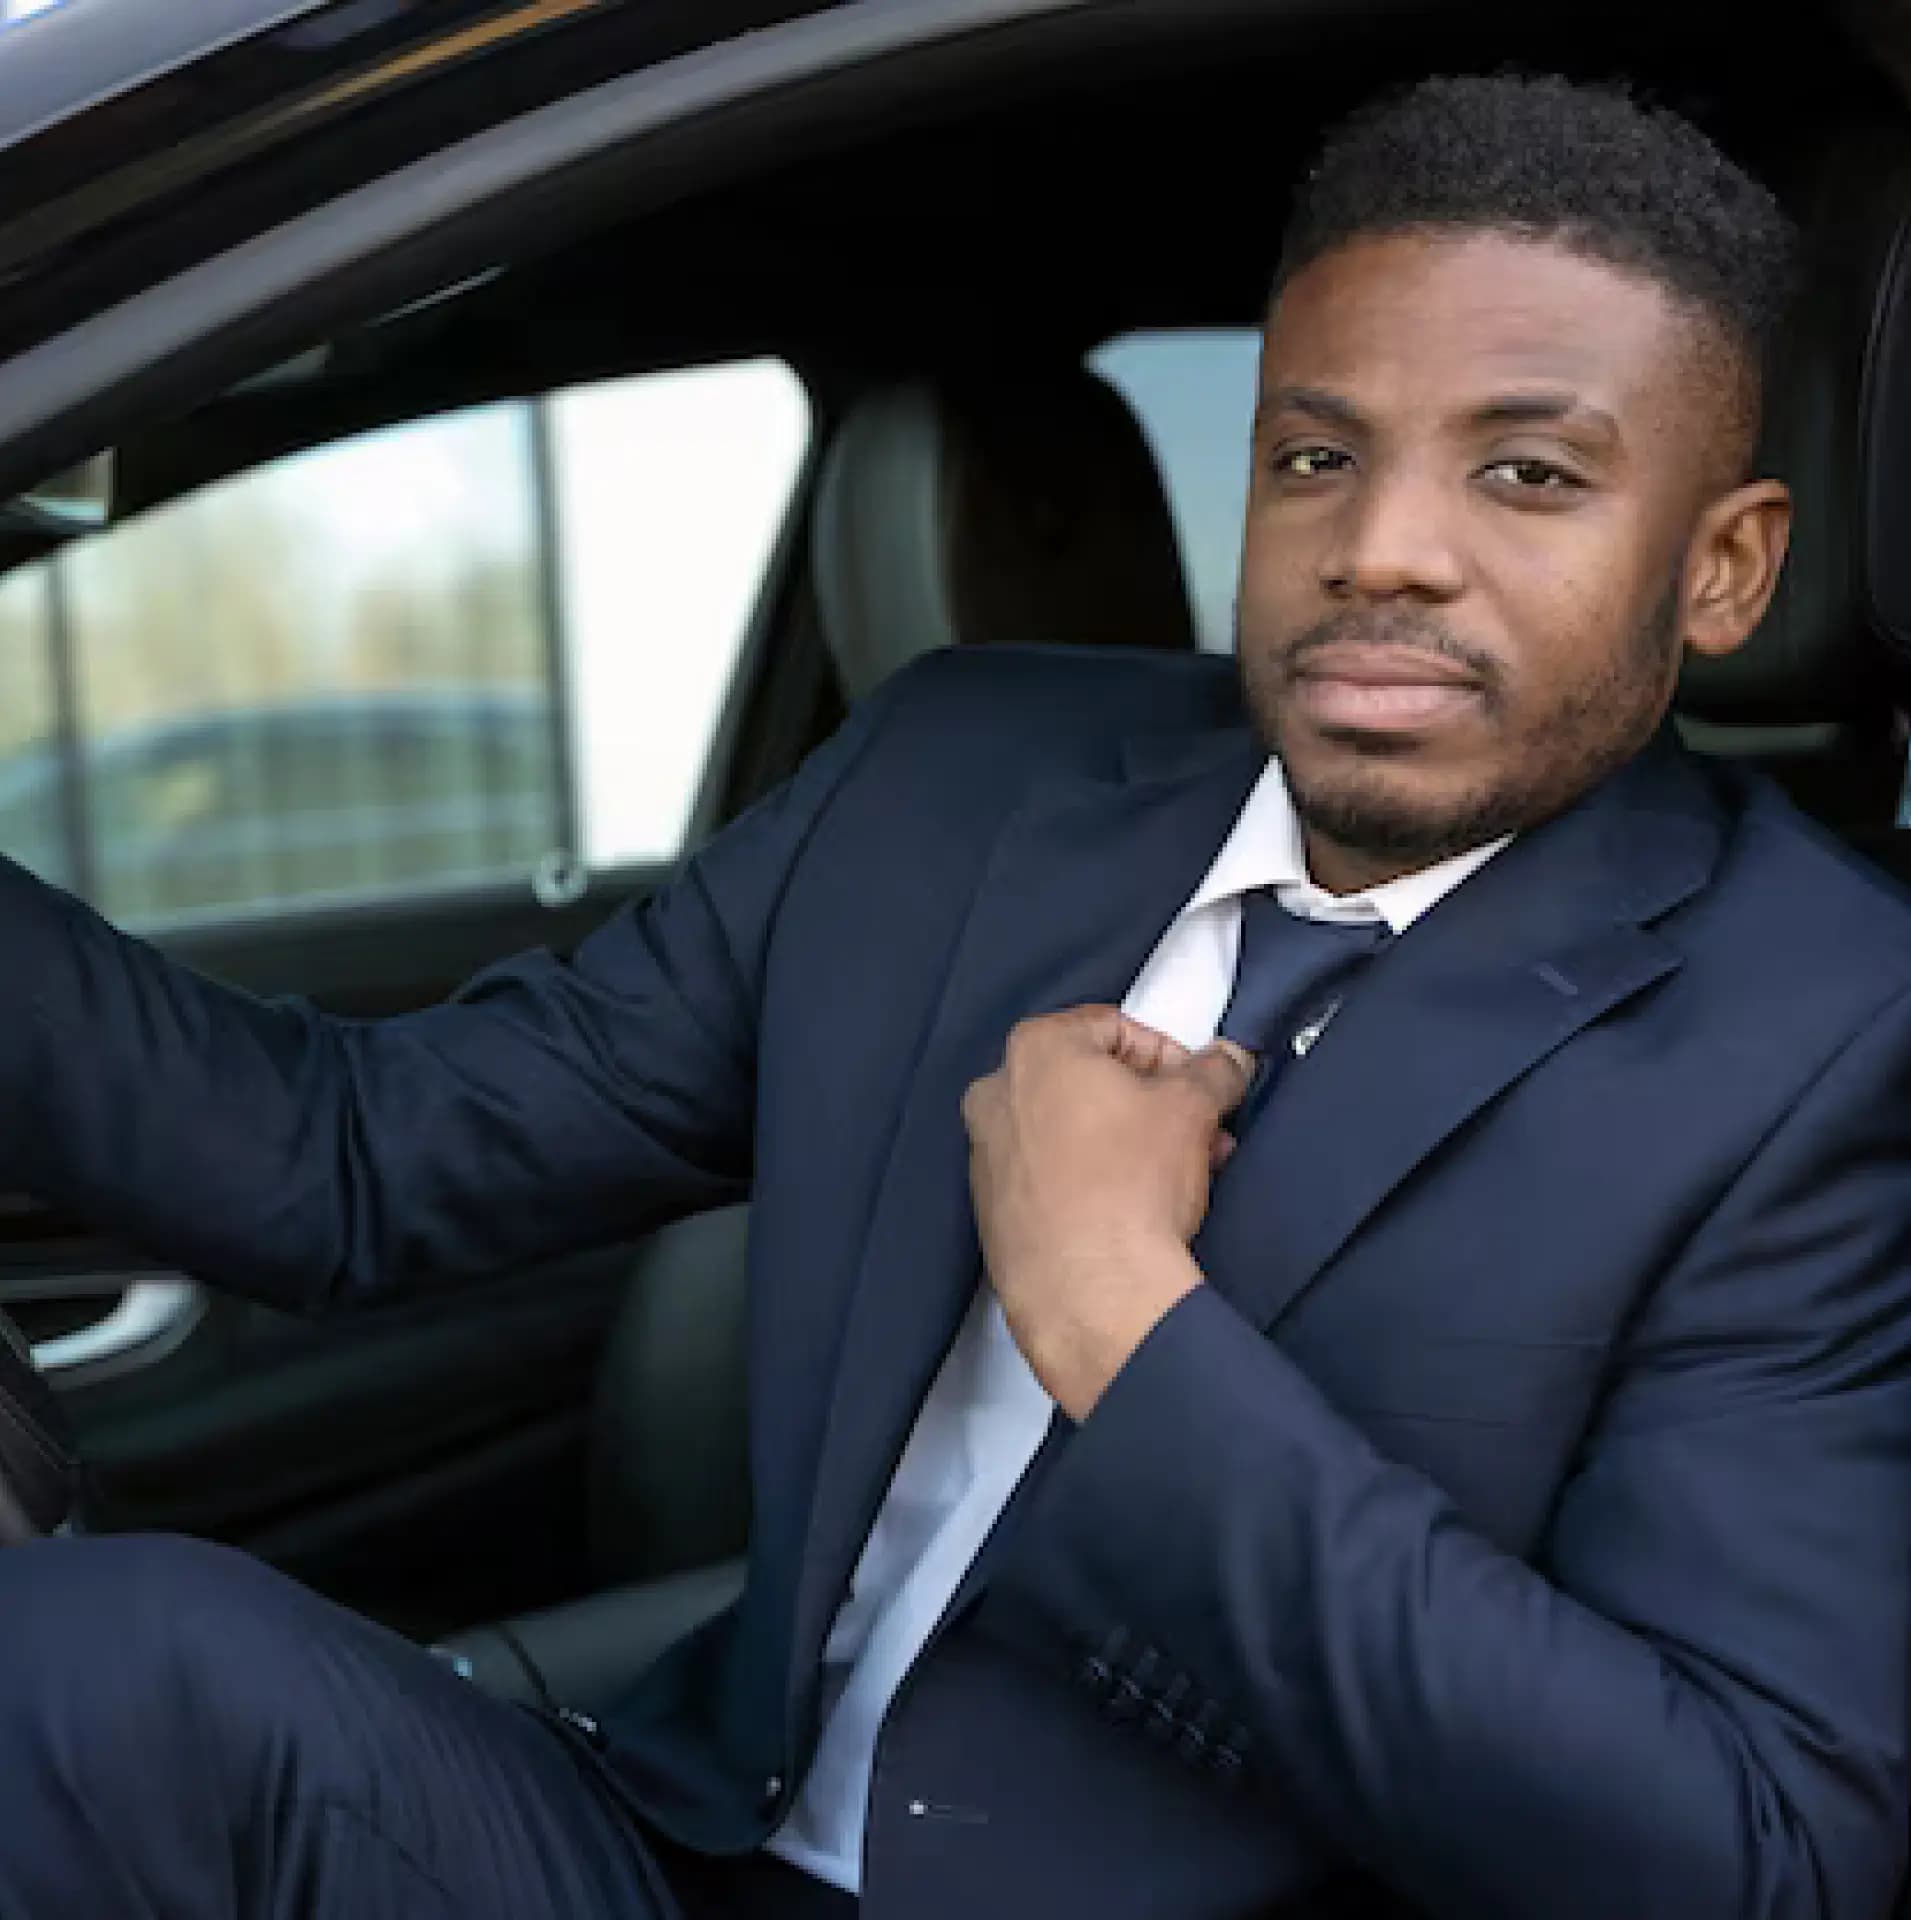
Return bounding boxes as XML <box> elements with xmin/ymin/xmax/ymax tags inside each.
<box><xmin>1286</xmin><ymin>642</ymin><xmax>1488</xmax><ymax>732</ymax></box>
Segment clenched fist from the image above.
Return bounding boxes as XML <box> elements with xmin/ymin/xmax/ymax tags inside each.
<box><xmin>961</xmin><ymin>1006</ymin><xmax>1251</xmax><ymax>1420</ymax></box>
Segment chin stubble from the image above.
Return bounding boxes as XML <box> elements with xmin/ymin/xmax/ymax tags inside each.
<box><xmin>1247</xmin><ymin>583</ymin><xmax>1684</xmax><ymax>866</ymax></box>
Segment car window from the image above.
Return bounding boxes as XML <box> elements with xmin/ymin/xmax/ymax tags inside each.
<box><xmin>1089</xmin><ymin>328</ymin><xmax>1261</xmax><ymax>655</ymax></box>
<box><xmin>0</xmin><ymin>356</ymin><xmax>811</xmax><ymax>929</ymax></box>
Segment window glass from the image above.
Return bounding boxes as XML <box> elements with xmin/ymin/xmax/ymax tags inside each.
<box><xmin>1089</xmin><ymin>329</ymin><xmax>1261</xmax><ymax>654</ymax></box>
<box><xmin>0</xmin><ymin>357</ymin><xmax>811</xmax><ymax>929</ymax></box>
<box><xmin>551</xmin><ymin>359</ymin><xmax>811</xmax><ymax>868</ymax></box>
<box><xmin>0</xmin><ymin>570</ymin><xmax>60</xmax><ymax>885</ymax></box>
<box><xmin>63</xmin><ymin>406</ymin><xmax>552</xmax><ymax>924</ymax></box>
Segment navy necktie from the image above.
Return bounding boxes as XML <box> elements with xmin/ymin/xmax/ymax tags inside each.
<box><xmin>1217</xmin><ymin>891</ymin><xmax>1390</xmax><ymax>1125</ymax></box>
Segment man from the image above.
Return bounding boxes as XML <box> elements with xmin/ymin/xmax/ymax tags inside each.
<box><xmin>0</xmin><ymin>68</ymin><xmax>1903</xmax><ymax>1920</ymax></box>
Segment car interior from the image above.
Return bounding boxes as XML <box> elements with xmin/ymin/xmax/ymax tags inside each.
<box><xmin>2</xmin><ymin>0</ymin><xmax>1911</xmax><ymax>1896</ymax></box>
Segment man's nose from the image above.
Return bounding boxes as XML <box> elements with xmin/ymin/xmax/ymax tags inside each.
<box><xmin>1320</xmin><ymin>462</ymin><xmax>1466</xmax><ymax>602</ymax></box>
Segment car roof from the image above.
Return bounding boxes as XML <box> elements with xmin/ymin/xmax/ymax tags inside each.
<box><xmin>0</xmin><ymin>0</ymin><xmax>850</xmax><ymax>364</ymax></box>
<box><xmin>0</xmin><ymin>0</ymin><xmax>329</xmax><ymax>145</ymax></box>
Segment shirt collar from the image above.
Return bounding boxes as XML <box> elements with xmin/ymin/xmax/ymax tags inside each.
<box><xmin>1184</xmin><ymin>757</ymin><xmax>1510</xmax><ymax>936</ymax></box>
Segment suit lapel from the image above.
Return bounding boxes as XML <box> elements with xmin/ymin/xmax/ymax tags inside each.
<box><xmin>788</xmin><ymin>727</ymin><xmax>1265</xmax><ymax>1687</ymax></box>
<box><xmin>1193</xmin><ymin>731</ymin><xmax>1728</xmax><ymax>1332</ymax></box>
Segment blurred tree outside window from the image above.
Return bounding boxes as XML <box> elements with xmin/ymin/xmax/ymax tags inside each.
<box><xmin>0</xmin><ymin>358</ymin><xmax>811</xmax><ymax>929</ymax></box>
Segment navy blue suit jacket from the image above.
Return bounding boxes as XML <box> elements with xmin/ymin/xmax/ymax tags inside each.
<box><xmin>5</xmin><ymin>645</ymin><xmax>1911</xmax><ymax>1920</ymax></box>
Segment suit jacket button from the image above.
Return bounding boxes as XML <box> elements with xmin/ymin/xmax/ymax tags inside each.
<box><xmin>1107</xmin><ymin>1675</ymin><xmax>1146</xmax><ymax>1723</ymax></box>
<box><xmin>762</xmin><ymin>1775</ymin><xmax>785</xmax><ymax>1806</ymax></box>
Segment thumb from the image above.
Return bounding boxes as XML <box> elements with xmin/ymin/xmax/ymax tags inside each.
<box><xmin>1185</xmin><ymin>1039</ymin><xmax>1255</xmax><ymax>1118</ymax></box>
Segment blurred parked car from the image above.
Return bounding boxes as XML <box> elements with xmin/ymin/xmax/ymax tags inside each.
<box><xmin>0</xmin><ymin>689</ymin><xmax>557</xmax><ymax>925</ymax></box>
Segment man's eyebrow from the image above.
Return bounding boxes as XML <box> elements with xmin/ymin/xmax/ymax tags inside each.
<box><xmin>1468</xmin><ymin>393</ymin><xmax>1621</xmax><ymax>441</ymax></box>
<box><xmin>1255</xmin><ymin>385</ymin><xmax>1368</xmax><ymax>432</ymax></box>
<box><xmin>1254</xmin><ymin>386</ymin><xmax>1623</xmax><ymax>445</ymax></box>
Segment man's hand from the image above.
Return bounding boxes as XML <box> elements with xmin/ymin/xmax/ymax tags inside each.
<box><xmin>961</xmin><ymin>1007</ymin><xmax>1252</xmax><ymax>1420</ymax></box>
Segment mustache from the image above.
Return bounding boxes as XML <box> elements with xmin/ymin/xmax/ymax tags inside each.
<box><xmin>1280</xmin><ymin>611</ymin><xmax>1500</xmax><ymax>685</ymax></box>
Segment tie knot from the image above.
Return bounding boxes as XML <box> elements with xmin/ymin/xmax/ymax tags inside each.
<box><xmin>1216</xmin><ymin>890</ymin><xmax>1390</xmax><ymax>1061</ymax></box>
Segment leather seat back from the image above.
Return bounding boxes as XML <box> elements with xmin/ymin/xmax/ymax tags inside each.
<box><xmin>811</xmin><ymin>361</ymin><xmax>1199</xmax><ymax>699</ymax></box>
<box><xmin>589</xmin><ymin>1204</ymin><xmax>752</xmax><ymax>1584</ymax></box>
<box><xmin>1676</xmin><ymin>132</ymin><xmax>1911</xmax><ymax>831</ymax></box>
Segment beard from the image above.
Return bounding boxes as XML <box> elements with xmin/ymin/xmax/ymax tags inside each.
<box><xmin>1238</xmin><ymin>582</ymin><xmax>1684</xmax><ymax>868</ymax></box>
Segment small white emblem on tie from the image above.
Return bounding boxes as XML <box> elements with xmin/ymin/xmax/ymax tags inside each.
<box><xmin>1290</xmin><ymin>1001</ymin><xmax>1339</xmax><ymax>1058</ymax></box>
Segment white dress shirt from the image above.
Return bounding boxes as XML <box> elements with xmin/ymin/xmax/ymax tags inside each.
<box><xmin>767</xmin><ymin>758</ymin><xmax>1509</xmax><ymax>1893</ymax></box>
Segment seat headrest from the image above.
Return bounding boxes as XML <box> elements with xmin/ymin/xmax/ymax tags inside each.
<box><xmin>1859</xmin><ymin>181</ymin><xmax>1911</xmax><ymax>693</ymax></box>
<box><xmin>1678</xmin><ymin>137</ymin><xmax>1911</xmax><ymax>730</ymax></box>
<box><xmin>812</xmin><ymin>365</ymin><xmax>1198</xmax><ymax>700</ymax></box>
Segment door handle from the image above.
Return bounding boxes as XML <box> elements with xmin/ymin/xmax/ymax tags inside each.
<box><xmin>0</xmin><ymin>1273</ymin><xmax>206</xmax><ymax>1383</ymax></box>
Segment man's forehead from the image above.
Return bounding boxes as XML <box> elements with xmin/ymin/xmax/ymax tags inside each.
<box><xmin>1260</xmin><ymin>230</ymin><xmax>1690</xmax><ymax>417</ymax></box>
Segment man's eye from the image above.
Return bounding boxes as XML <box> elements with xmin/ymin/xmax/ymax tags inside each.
<box><xmin>1481</xmin><ymin>458</ymin><xmax>1581</xmax><ymax>490</ymax></box>
<box><xmin>1275</xmin><ymin>447</ymin><xmax>1350</xmax><ymax>479</ymax></box>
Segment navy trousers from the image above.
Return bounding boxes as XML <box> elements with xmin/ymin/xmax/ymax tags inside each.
<box><xmin>0</xmin><ymin>1533</ymin><xmax>854</xmax><ymax>1920</ymax></box>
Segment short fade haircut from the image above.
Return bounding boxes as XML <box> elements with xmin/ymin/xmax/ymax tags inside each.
<box><xmin>1274</xmin><ymin>74</ymin><xmax>1802</xmax><ymax>479</ymax></box>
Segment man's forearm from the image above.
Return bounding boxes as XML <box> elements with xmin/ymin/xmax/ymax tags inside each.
<box><xmin>0</xmin><ymin>849</ymin><xmax>749</xmax><ymax>1313</ymax></box>
<box><xmin>991</xmin><ymin>1283</ymin><xmax>1905</xmax><ymax>1920</ymax></box>
<box><xmin>0</xmin><ymin>668</ymin><xmax>910</xmax><ymax>1309</ymax></box>
<box><xmin>0</xmin><ymin>857</ymin><xmax>525</xmax><ymax>1310</ymax></box>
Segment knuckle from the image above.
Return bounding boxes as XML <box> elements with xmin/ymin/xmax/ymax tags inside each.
<box><xmin>1006</xmin><ymin>1012</ymin><xmax>1060</xmax><ymax>1060</ymax></box>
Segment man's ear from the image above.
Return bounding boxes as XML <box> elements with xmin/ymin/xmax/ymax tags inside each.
<box><xmin>1681</xmin><ymin>478</ymin><xmax>1793</xmax><ymax>661</ymax></box>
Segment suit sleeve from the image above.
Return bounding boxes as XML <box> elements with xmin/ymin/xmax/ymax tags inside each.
<box><xmin>0</xmin><ymin>681</ymin><xmax>898</xmax><ymax>1316</ymax></box>
<box><xmin>993</xmin><ymin>983</ymin><xmax>1911</xmax><ymax>1920</ymax></box>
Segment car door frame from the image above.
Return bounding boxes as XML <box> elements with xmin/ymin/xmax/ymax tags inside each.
<box><xmin>0</xmin><ymin>0</ymin><xmax>1305</xmax><ymax>498</ymax></box>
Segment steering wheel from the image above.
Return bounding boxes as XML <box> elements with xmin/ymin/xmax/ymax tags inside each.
<box><xmin>0</xmin><ymin>1309</ymin><xmax>82</xmax><ymax>1540</ymax></box>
